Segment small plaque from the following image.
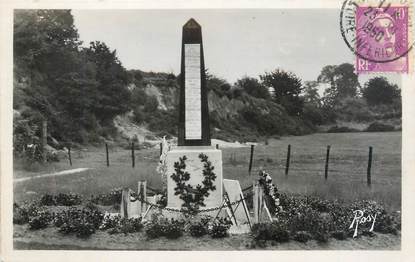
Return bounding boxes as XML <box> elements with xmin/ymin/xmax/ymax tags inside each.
<box><xmin>184</xmin><ymin>44</ymin><xmax>202</xmax><ymax>140</ymax></box>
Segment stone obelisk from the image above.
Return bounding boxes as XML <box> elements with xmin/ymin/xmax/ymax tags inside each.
<box><xmin>165</xmin><ymin>18</ymin><xmax>223</xmax><ymax>211</ymax></box>
<box><xmin>178</xmin><ymin>18</ymin><xmax>210</xmax><ymax>146</ymax></box>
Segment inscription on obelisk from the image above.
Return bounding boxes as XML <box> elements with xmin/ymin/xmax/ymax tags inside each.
<box><xmin>178</xmin><ymin>18</ymin><xmax>210</xmax><ymax>146</ymax></box>
<box><xmin>184</xmin><ymin>44</ymin><xmax>202</xmax><ymax>140</ymax></box>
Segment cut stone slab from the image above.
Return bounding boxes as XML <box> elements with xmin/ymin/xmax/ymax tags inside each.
<box><xmin>223</xmin><ymin>179</ymin><xmax>251</xmax><ymax>226</ymax></box>
<box><xmin>166</xmin><ymin>146</ymin><xmax>223</xmax><ymax>211</ymax></box>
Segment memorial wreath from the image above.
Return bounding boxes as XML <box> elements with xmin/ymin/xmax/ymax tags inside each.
<box><xmin>171</xmin><ymin>153</ymin><xmax>217</xmax><ymax>215</ymax></box>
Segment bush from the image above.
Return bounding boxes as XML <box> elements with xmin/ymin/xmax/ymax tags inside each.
<box><xmin>90</xmin><ymin>188</ymin><xmax>122</xmax><ymax>206</ymax></box>
<box><xmin>365</xmin><ymin>122</ymin><xmax>395</xmax><ymax>132</ymax></box>
<box><xmin>28</xmin><ymin>210</ymin><xmax>52</xmax><ymax>230</ymax></box>
<box><xmin>39</xmin><ymin>194</ymin><xmax>56</xmax><ymax>206</ymax></box>
<box><xmin>13</xmin><ymin>203</ymin><xmax>36</xmax><ymax>224</ymax></box>
<box><xmin>163</xmin><ymin>219</ymin><xmax>185</xmax><ymax>239</ymax></box>
<box><xmin>39</xmin><ymin>193</ymin><xmax>83</xmax><ymax>206</ymax></box>
<box><xmin>55</xmin><ymin>193</ymin><xmax>82</xmax><ymax>206</ymax></box>
<box><xmin>100</xmin><ymin>214</ymin><xmax>121</xmax><ymax>230</ymax></box>
<box><xmin>293</xmin><ymin>231</ymin><xmax>313</xmax><ymax>243</ymax></box>
<box><xmin>144</xmin><ymin>220</ymin><xmax>164</xmax><ymax>239</ymax></box>
<box><xmin>251</xmin><ymin>222</ymin><xmax>289</xmax><ymax>243</ymax></box>
<box><xmin>188</xmin><ymin>221</ymin><xmax>209</xmax><ymax>237</ymax></box>
<box><xmin>101</xmin><ymin>215</ymin><xmax>143</xmax><ymax>235</ymax></box>
<box><xmin>331</xmin><ymin>230</ymin><xmax>348</xmax><ymax>240</ymax></box>
<box><xmin>208</xmin><ymin>218</ymin><xmax>231</xmax><ymax>238</ymax></box>
<box><xmin>14</xmin><ymin>202</ymin><xmax>53</xmax><ymax>228</ymax></box>
<box><xmin>54</xmin><ymin>207</ymin><xmax>104</xmax><ymax>238</ymax></box>
<box><xmin>144</xmin><ymin>217</ymin><xmax>185</xmax><ymax>239</ymax></box>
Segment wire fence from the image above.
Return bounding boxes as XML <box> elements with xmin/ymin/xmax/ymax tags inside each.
<box><xmin>57</xmin><ymin>141</ymin><xmax>400</xmax><ymax>188</ymax></box>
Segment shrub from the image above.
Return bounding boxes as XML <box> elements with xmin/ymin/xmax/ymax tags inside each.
<box><xmin>90</xmin><ymin>188</ymin><xmax>122</xmax><ymax>206</ymax></box>
<box><xmin>144</xmin><ymin>217</ymin><xmax>185</xmax><ymax>239</ymax></box>
<box><xmin>55</xmin><ymin>193</ymin><xmax>82</xmax><ymax>206</ymax></box>
<box><xmin>54</xmin><ymin>207</ymin><xmax>104</xmax><ymax>238</ymax></box>
<box><xmin>28</xmin><ymin>210</ymin><xmax>52</xmax><ymax>230</ymax></box>
<box><xmin>104</xmin><ymin>216</ymin><xmax>143</xmax><ymax>235</ymax></box>
<box><xmin>163</xmin><ymin>219</ymin><xmax>185</xmax><ymax>239</ymax></box>
<box><xmin>39</xmin><ymin>194</ymin><xmax>57</xmax><ymax>206</ymax></box>
<box><xmin>100</xmin><ymin>214</ymin><xmax>121</xmax><ymax>230</ymax></box>
<box><xmin>251</xmin><ymin>222</ymin><xmax>289</xmax><ymax>242</ymax></box>
<box><xmin>75</xmin><ymin>222</ymin><xmax>96</xmax><ymax>238</ymax></box>
<box><xmin>206</xmin><ymin>217</ymin><xmax>232</xmax><ymax>238</ymax></box>
<box><xmin>331</xmin><ymin>230</ymin><xmax>348</xmax><ymax>240</ymax></box>
<box><xmin>144</xmin><ymin>220</ymin><xmax>164</xmax><ymax>239</ymax></box>
<box><xmin>188</xmin><ymin>221</ymin><xmax>209</xmax><ymax>237</ymax></box>
<box><xmin>365</xmin><ymin>122</ymin><xmax>395</xmax><ymax>132</ymax></box>
<box><xmin>13</xmin><ymin>203</ymin><xmax>35</xmax><ymax>224</ymax></box>
<box><xmin>293</xmin><ymin>231</ymin><xmax>313</xmax><ymax>243</ymax></box>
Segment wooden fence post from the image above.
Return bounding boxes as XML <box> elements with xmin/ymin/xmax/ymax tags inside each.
<box><xmin>41</xmin><ymin>120</ymin><xmax>47</xmax><ymax>162</ymax></box>
<box><xmin>253</xmin><ymin>182</ymin><xmax>259</xmax><ymax>224</ymax></box>
<box><xmin>367</xmin><ymin>146</ymin><xmax>373</xmax><ymax>186</ymax></box>
<box><xmin>105</xmin><ymin>143</ymin><xmax>109</xmax><ymax>167</ymax></box>
<box><xmin>137</xmin><ymin>180</ymin><xmax>147</xmax><ymax>216</ymax></box>
<box><xmin>159</xmin><ymin>142</ymin><xmax>162</xmax><ymax>156</ymax></box>
<box><xmin>248</xmin><ymin>145</ymin><xmax>254</xmax><ymax>174</ymax></box>
<box><xmin>285</xmin><ymin>144</ymin><xmax>291</xmax><ymax>176</ymax></box>
<box><xmin>68</xmin><ymin>144</ymin><xmax>72</xmax><ymax>166</ymax></box>
<box><xmin>131</xmin><ymin>142</ymin><xmax>135</xmax><ymax>168</ymax></box>
<box><xmin>325</xmin><ymin>145</ymin><xmax>331</xmax><ymax>180</ymax></box>
<box><xmin>120</xmin><ymin>188</ymin><xmax>130</xmax><ymax>218</ymax></box>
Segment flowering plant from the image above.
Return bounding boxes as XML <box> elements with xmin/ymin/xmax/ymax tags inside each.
<box><xmin>258</xmin><ymin>170</ymin><xmax>282</xmax><ymax>216</ymax></box>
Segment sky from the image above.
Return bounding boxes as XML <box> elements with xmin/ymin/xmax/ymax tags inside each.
<box><xmin>72</xmin><ymin>9</ymin><xmax>401</xmax><ymax>89</ymax></box>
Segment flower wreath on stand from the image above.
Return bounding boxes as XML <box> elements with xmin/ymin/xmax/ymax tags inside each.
<box><xmin>258</xmin><ymin>170</ymin><xmax>282</xmax><ymax>216</ymax></box>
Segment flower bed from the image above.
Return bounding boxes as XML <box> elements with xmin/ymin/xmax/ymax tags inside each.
<box><xmin>13</xmin><ymin>190</ymin><xmax>400</xmax><ymax>243</ymax></box>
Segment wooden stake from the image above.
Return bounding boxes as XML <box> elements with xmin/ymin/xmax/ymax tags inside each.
<box><xmin>68</xmin><ymin>145</ymin><xmax>72</xmax><ymax>166</ymax></box>
<box><xmin>248</xmin><ymin>145</ymin><xmax>254</xmax><ymax>174</ymax></box>
<box><xmin>137</xmin><ymin>181</ymin><xmax>147</xmax><ymax>216</ymax></box>
<box><xmin>120</xmin><ymin>188</ymin><xmax>130</xmax><ymax>218</ymax></box>
<box><xmin>285</xmin><ymin>144</ymin><xmax>291</xmax><ymax>176</ymax></box>
<box><xmin>367</xmin><ymin>146</ymin><xmax>373</xmax><ymax>186</ymax></box>
<box><xmin>253</xmin><ymin>182</ymin><xmax>259</xmax><ymax>223</ymax></box>
<box><xmin>105</xmin><ymin>143</ymin><xmax>109</xmax><ymax>167</ymax></box>
<box><xmin>159</xmin><ymin>142</ymin><xmax>163</xmax><ymax>156</ymax></box>
<box><xmin>41</xmin><ymin>120</ymin><xmax>47</xmax><ymax>162</ymax></box>
<box><xmin>131</xmin><ymin>142</ymin><xmax>135</xmax><ymax>168</ymax></box>
<box><xmin>325</xmin><ymin>145</ymin><xmax>331</xmax><ymax>180</ymax></box>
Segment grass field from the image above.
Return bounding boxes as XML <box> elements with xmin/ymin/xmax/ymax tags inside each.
<box><xmin>14</xmin><ymin>131</ymin><xmax>401</xmax><ymax>211</ymax></box>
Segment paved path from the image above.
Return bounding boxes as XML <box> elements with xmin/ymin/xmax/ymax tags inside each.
<box><xmin>14</xmin><ymin>168</ymin><xmax>91</xmax><ymax>183</ymax></box>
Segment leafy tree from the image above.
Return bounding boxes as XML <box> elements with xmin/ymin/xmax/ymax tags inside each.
<box><xmin>14</xmin><ymin>10</ymin><xmax>132</xmax><ymax>144</ymax></box>
<box><xmin>85</xmin><ymin>41</ymin><xmax>131</xmax><ymax>125</ymax></box>
<box><xmin>260</xmin><ymin>69</ymin><xmax>304</xmax><ymax>116</ymax></box>
<box><xmin>234</xmin><ymin>76</ymin><xmax>270</xmax><ymax>99</ymax></box>
<box><xmin>361</xmin><ymin>77</ymin><xmax>401</xmax><ymax>105</ymax></box>
<box><xmin>317</xmin><ymin>63</ymin><xmax>359</xmax><ymax>107</ymax></box>
<box><xmin>301</xmin><ymin>81</ymin><xmax>324</xmax><ymax>125</ymax></box>
<box><xmin>302</xmin><ymin>81</ymin><xmax>321</xmax><ymax>106</ymax></box>
<box><xmin>14</xmin><ymin>10</ymin><xmax>92</xmax><ymax>142</ymax></box>
<box><xmin>206</xmin><ymin>73</ymin><xmax>231</xmax><ymax>98</ymax></box>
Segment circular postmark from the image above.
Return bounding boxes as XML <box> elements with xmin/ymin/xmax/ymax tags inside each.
<box><xmin>340</xmin><ymin>0</ymin><xmax>413</xmax><ymax>64</ymax></box>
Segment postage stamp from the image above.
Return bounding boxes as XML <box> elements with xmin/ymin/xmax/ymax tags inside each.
<box><xmin>340</xmin><ymin>0</ymin><xmax>414</xmax><ymax>73</ymax></box>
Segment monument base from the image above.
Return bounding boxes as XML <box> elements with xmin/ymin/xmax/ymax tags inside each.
<box><xmin>166</xmin><ymin>146</ymin><xmax>223</xmax><ymax>214</ymax></box>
